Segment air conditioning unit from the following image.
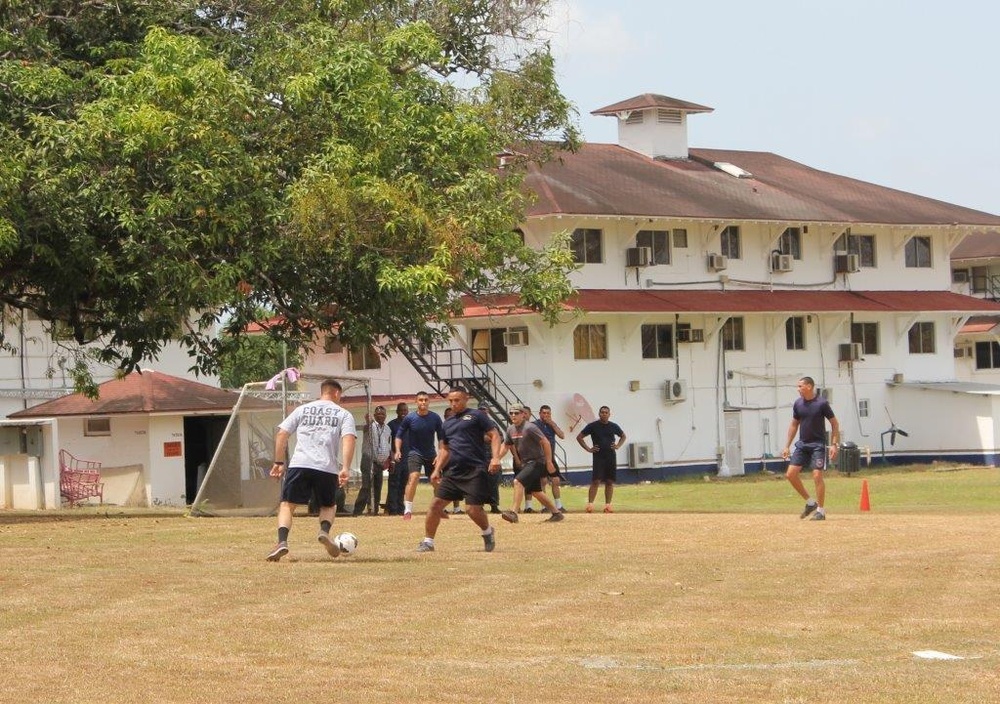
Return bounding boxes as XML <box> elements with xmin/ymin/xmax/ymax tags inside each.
<box><xmin>952</xmin><ymin>269</ymin><xmax>970</xmax><ymax>284</ymax></box>
<box><xmin>628</xmin><ymin>442</ymin><xmax>654</xmax><ymax>469</ymax></box>
<box><xmin>502</xmin><ymin>328</ymin><xmax>528</xmax><ymax>347</ymax></box>
<box><xmin>771</xmin><ymin>252</ymin><xmax>794</xmax><ymax>272</ymax></box>
<box><xmin>954</xmin><ymin>346</ymin><xmax>973</xmax><ymax>359</ymax></box>
<box><xmin>625</xmin><ymin>246</ymin><xmax>651</xmax><ymax>268</ymax></box>
<box><xmin>707</xmin><ymin>253</ymin><xmax>728</xmax><ymax>271</ymax></box>
<box><xmin>834</xmin><ymin>253</ymin><xmax>861</xmax><ymax>273</ymax></box>
<box><xmin>676</xmin><ymin>328</ymin><xmax>705</xmax><ymax>343</ymax></box>
<box><xmin>838</xmin><ymin>342</ymin><xmax>862</xmax><ymax>362</ymax></box>
<box><xmin>664</xmin><ymin>379</ymin><xmax>687</xmax><ymax>402</ymax></box>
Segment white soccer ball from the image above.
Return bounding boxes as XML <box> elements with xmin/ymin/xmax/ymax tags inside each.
<box><xmin>334</xmin><ymin>532</ymin><xmax>358</xmax><ymax>555</ymax></box>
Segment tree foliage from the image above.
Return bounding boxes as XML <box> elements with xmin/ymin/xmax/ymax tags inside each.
<box><xmin>0</xmin><ymin>0</ymin><xmax>579</xmax><ymax>390</ymax></box>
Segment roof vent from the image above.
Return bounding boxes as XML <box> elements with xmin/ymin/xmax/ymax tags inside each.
<box><xmin>714</xmin><ymin>162</ymin><xmax>753</xmax><ymax>179</ymax></box>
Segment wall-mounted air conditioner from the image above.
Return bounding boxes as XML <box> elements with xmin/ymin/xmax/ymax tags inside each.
<box><xmin>771</xmin><ymin>253</ymin><xmax>794</xmax><ymax>272</ymax></box>
<box><xmin>676</xmin><ymin>328</ymin><xmax>705</xmax><ymax>343</ymax></box>
<box><xmin>502</xmin><ymin>328</ymin><xmax>528</xmax><ymax>347</ymax></box>
<box><xmin>707</xmin><ymin>253</ymin><xmax>728</xmax><ymax>271</ymax></box>
<box><xmin>628</xmin><ymin>442</ymin><xmax>654</xmax><ymax>469</ymax></box>
<box><xmin>625</xmin><ymin>247</ymin><xmax>651</xmax><ymax>268</ymax></box>
<box><xmin>954</xmin><ymin>346</ymin><xmax>973</xmax><ymax>359</ymax></box>
<box><xmin>838</xmin><ymin>342</ymin><xmax>862</xmax><ymax>362</ymax></box>
<box><xmin>664</xmin><ymin>379</ymin><xmax>687</xmax><ymax>402</ymax></box>
<box><xmin>834</xmin><ymin>253</ymin><xmax>861</xmax><ymax>273</ymax></box>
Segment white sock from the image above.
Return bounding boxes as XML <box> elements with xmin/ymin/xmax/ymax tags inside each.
<box><xmin>404</xmin><ymin>501</ymin><xmax>413</xmax><ymax>513</ymax></box>
<box><xmin>482</xmin><ymin>526</ymin><xmax>493</xmax><ymax>536</ymax></box>
<box><xmin>422</xmin><ymin>537</ymin><xmax>434</xmax><ymax>546</ymax></box>
<box><xmin>555</xmin><ymin>499</ymin><xmax>563</xmax><ymax>509</ymax></box>
<box><xmin>815</xmin><ymin>507</ymin><xmax>825</xmax><ymax>514</ymax></box>
<box><xmin>806</xmin><ymin>498</ymin><xmax>817</xmax><ymax>506</ymax></box>
<box><xmin>525</xmin><ymin>499</ymin><xmax>534</xmax><ymax>509</ymax></box>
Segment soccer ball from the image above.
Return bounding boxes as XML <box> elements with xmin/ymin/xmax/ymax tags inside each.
<box><xmin>334</xmin><ymin>532</ymin><xmax>358</xmax><ymax>555</ymax></box>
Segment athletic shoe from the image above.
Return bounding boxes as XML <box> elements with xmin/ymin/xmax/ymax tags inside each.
<box><xmin>489</xmin><ymin>505</ymin><xmax>501</xmax><ymax>514</ymax></box>
<box><xmin>523</xmin><ymin>507</ymin><xmax>535</xmax><ymax>514</ymax></box>
<box><xmin>416</xmin><ymin>541</ymin><xmax>435</xmax><ymax>553</ymax></box>
<box><xmin>603</xmin><ymin>505</ymin><xmax>613</xmax><ymax>513</ymax></box>
<box><xmin>558</xmin><ymin>507</ymin><xmax>567</xmax><ymax>514</ymax></box>
<box><xmin>800</xmin><ymin>502</ymin><xmax>818</xmax><ymax>519</ymax></box>
<box><xmin>266</xmin><ymin>541</ymin><xmax>288</xmax><ymax>562</ymax></box>
<box><xmin>483</xmin><ymin>528</ymin><xmax>496</xmax><ymax>552</ymax></box>
<box><xmin>540</xmin><ymin>507</ymin><xmax>550</xmax><ymax>513</ymax></box>
<box><xmin>810</xmin><ymin>511</ymin><xmax>826</xmax><ymax>521</ymax></box>
<box><xmin>453</xmin><ymin>507</ymin><xmax>464</xmax><ymax>515</ymax></box>
<box><xmin>585</xmin><ymin>504</ymin><xmax>594</xmax><ymax>513</ymax></box>
<box><xmin>317</xmin><ymin>532</ymin><xmax>340</xmax><ymax>558</ymax></box>
<box><xmin>545</xmin><ymin>512</ymin><xmax>565</xmax><ymax>523</ymax></box>
<box><xmin>403</xmin><ymin>511</ymin><xmax>412</xmax><ymax>521</ymax></box>
<box><xmin>501</xmin><ymin>510</ymin><xmax>519</xmax><ymax>523</ymax></box>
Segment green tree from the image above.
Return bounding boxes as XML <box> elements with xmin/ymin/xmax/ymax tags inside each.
<box><xmin>0</xmin><ymin>1</ymin><xmax>579</xmax><ymax>391</ymax></box>
<box><xmin>218</xmin><ymin>332</ymin><xmax>302</xmax><ymax>390</ymax></box>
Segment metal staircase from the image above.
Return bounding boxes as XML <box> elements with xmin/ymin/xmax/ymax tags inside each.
<box><xmin>391</xmin><ymin>337</ymin><xmax>569</xmax><ymax>467</ymax></box>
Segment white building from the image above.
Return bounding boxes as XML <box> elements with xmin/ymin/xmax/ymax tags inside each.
<box><xmin>302</xmin><ymin>93</ymin><xmax>1000</xmax><ymax>478</ymax></box>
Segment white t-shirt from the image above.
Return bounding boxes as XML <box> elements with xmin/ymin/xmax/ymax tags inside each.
<box><xmin>279</xmin><ymin>399</ymin><xmax>357</xmax><ymax>474</ymax></box>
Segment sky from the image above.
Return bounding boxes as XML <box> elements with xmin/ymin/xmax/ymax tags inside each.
<box><xmin>540</xmin><ymin>0</ymin><xmax>1000</xmax><ymax>215</ymax></box>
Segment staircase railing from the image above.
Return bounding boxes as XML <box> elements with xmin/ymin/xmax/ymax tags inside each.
<box><xmin>391</xmin><ymin>336</ymin><xmax>569</xmax><ymax>470</ymax></box>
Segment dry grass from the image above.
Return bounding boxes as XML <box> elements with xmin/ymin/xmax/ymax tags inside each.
<box><xmin>1</xmin><ymin>468</ymin><xmax>998</xmax><ymax>703</ymax></box>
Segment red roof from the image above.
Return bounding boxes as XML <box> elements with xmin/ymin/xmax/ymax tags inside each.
<box><xmin>8</xmin><ymin>371</ymin><xmax>265</xmax><ymax>418</ymax></box>
<box><xmin>524</xmin><ymin>144</ymin><xmax>1000</xmax><ymax>226</ymax></box>
<box><xmin>592</xmin><ymin>93</ymin><xmax>714</xmax><ymax>115</ymax></box>
<box><xmin>460</xmin><ymin>290</ymin><xmax>1000</xmax><ymax>318</ymax></box>
<box><xmin>959</xmin><ymin>316</ymin><xmax>1000</xmax><ymax>334</ymax></box>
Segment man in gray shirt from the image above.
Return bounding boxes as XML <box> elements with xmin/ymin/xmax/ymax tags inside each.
<box><xmin>497</xmin><ymin>404</ymin><xmax>563</xmax><ymax>523</ymax></box>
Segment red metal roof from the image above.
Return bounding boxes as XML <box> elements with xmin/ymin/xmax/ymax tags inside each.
<box><xmin>591</xmin><ymin>93</ymin><xmax>714</xmax><ymax>115</ymax></box>
<box><xmin>460</xmin><ymin>290</ymin><xmax>1000</xmax><ymax>318</ymax></box>
<box><xmin>959</xmin><ymin>316</ymin><xmax>1000</xmax><ymax>334</ymax></box>
<box><xmin>524</xmin><ymin>144</ymin><xmax>1000</xmax><ymax>226</ymax></box>
<box><xmin>8</xmin><ymin>371</ymin><xmax>266</xmax><ymax>418</ymax></box>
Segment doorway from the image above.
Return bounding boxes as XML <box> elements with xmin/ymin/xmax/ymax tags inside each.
<box><xmin>183</xmin><ymin>416</ymin><xmax>230</xmax><ymax>503</ymax></box>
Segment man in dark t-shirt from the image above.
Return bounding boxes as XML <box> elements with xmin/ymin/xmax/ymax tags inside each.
<box><xmin>576</xmin><ymin>405</ymin><xmax>626</xmax><ymax>514</ymax></box>
<box><xmin>781</xmin><ymin>376</ymin><xmax>840</xmax><ymax>521</ymax></box>
<box><xmin>416</xmin><ymin>387</ymin><xmax>502</xmax><ymax>553</ymax></box>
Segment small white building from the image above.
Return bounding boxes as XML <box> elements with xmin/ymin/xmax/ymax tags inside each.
<box><xmin>301</xmin><ymin>93</ymin><xmax>1000</xmax><ymax>478</ymax></box>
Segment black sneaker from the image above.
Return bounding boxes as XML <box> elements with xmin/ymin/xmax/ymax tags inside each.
<box><xmin>482</xmin><ymin>528</ymin><xmax>496</xmax><ymax>552</ymax></box>
<box><xmin>501</xmin><ymin>510</ymin><xmax>519</xmax><ymax>523</ymax></box>
<box><xmin>810</xmin><ymin>511</ymin><xmax>826</xmax><ymax>521</ymax></box>
<box><xmin>540</xmin><ymin>507</ymin><xmax>550</xmax><ymax>513</ymax></box>
<box><xmin>800</xmin><ymin>502</ymin><xmax>818</xmax><ymax>519</ymax></box>
<box><xmin>416</xmin><ymin>541</ymin><xmax>435</xmax><ymax>553</ymax></box>
<box><xmin>523</xmin><ymin>507</ymin><xmax>536</xmax><ymax>514</ymax></box>
<box><xmin>558</xmin><ymin>507</ymin><xmax>567</xmax><ymax>513</ymax></box>
<box><xmin>317</xmin><ymin>532</ymin><xmax>340</xmax><ymax>558</ymax></box>
<box><xmin>266</xmin><ymin>541</ymin><xmax>288</xmax><ymax>562</ymax></box>
<box><xmin>545</xmin><ymin>512</ymin><xmax>565</xmax><ymax>523</ymax></box>
<box><xmin>489</xmin><ymin>505</ymin><xmax>501</xmax><ymax>514</ymax></box>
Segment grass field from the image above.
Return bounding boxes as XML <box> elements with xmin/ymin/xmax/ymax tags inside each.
<box><xmin>1</xmin><ymin>466</ymin><xmax>998</xmax><ymax>703</ymax></box>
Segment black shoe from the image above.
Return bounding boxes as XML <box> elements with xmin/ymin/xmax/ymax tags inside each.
<box><xmin>540</xmin><ymin>507</ymin><xmax>550</xmax><ymax>514</ymax></box>
<box><xmin>800</xmin><ymin>502</ymin><xmax>818</xmax><ymax>519</ymax></box>
<box><xmin>490</xmin><ymin>505</ymin><xmax>501</xmax><ymax>514</ymax></box>
<box><xmin>558</xmin><ymin>507</ymin><xmax>567</xmax><ymax>513</ymax></box>
<box><xmin>483</xmin><ymin>528</ymin><xmax>496</xmax><ymax>552</ymax></box>
<box><xmin>810</xmin><ymin>511</ymin><xmax>826</xmax><ymax>521</ymax></box>
<box><xmin>545</xmin><ymin>512</ymin><xmax>565</xmax><ymax>523</ymax></box>
<box><xmin>523</xmin><ymin>507</ymin><xmax>536</xmax><ymax>514</ymax></box>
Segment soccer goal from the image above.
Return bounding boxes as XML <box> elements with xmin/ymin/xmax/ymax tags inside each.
<box><xmin>190</xmin><ymin>371</ymin><xmax>371</xmax><ymax>517</ymax></box>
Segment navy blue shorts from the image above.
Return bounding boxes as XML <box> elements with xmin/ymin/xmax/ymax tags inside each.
<box><xmin>434</xmin><ymin>470</ymin><xmax>491</xmax><ymax>506</ymax></box>
<box><xmin>790</xmin><ymin>441</ymin><xmax>827</xmax><ymax>470</ymax></box>
<box><xmin>592</xmin><ymin>453</ymin><xmax>617</xmax><ymax>482</ymax></box>
<box><xmin>281</xmin><ymin>466</ymin><xmax>338</xmax><ymax>506</ymax></box>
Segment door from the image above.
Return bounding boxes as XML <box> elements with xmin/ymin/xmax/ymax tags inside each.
<box><xmin>721</xmin><ymin>409</ymin><xmax>744</xmax><ymax>476</ymax></box>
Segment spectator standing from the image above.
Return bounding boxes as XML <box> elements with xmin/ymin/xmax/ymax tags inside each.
<box><xmin>385</xmin><ymin>402</ymin><xmax>408</xmax><ymax>515</ymax></box>
<box><xmin>533</xmin><ymin>404</ymin><xmax>566</xmax><ymax>513</ymax></box>
<box><xmin>353</xmin><ymin>405</ymin><xmax>392</xmax><ymax>516</ymax></box>
<box><xmin>576</xmin><ymin>406</ymin><xmax>626</xmax><ymax>514</ymax></box>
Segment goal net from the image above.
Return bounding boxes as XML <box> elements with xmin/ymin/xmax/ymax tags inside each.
<box><xmin>190</xmin><ymin>371</ymin><xmax>372</xmax><ymax>517</ymax></box>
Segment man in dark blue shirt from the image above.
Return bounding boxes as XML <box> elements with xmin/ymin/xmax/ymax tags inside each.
<box><xmin>385</xmin><ymin>402</ymin><xmax>408</xmax><ymax>515</ymax></box>
<box><xmin>576</xmin><ymin>405</ymin><xmax>626</xmax><ymax>514</ymax></box>
<box><xmin>781</xmin><ymin>376</ymin><xmax>840</xmax><ymax>520</ymax></box>
<box><xmin>416</xmin><ymin>387</ymin><xmax>501</xmax><ymax>553</ymax></box>
<box><xmin>393</xmin><ymin>391</ymin><xmax>443</xmax><ymax>520</ymax></box>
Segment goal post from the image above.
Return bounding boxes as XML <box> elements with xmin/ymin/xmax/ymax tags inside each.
<box><xmin>190</xmin><ymin>372</ymin><xmax>372</xmax><ymax>517</ymax></box>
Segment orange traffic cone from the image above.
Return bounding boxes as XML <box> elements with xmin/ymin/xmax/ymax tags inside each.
<box><xmin>859</xmin><ymin>479</ymin><xmax>871</xmax><ymax>512</ymax></box>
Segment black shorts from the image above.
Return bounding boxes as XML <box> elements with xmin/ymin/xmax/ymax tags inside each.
<box><xmin>281</xmin><ymin>466</ymin><xmax>338</xmax><ymax>506</ymax></box>
<box><xmin>407</xmin><ymin>453</ymin><xmax>435</xmax><ymax>478</ymax></box>
<box><xmin>545</xmin><ymin>460</ymin><xmax>563</xmax><ymax>481</ymax></box>
<box><xmin>592</xmin><ymin>453</ymin><xmax>617</xmax><ymax>482</ymax></box>
<box><xmin>514</xmin><ymin>460</ymin><xmax>545</xmax><ymax>494</ymax></box>
<box><xmin>435</xmin><ymin>469</ymin><xmax>491</xmax><ymax>506</ymax></box>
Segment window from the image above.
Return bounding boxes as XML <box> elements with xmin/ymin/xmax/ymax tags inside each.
<box><xmin>778</xmin><ymin>227</ymin><xmax>802</xmax><ymax>259</ymax></box>
<box><xmin>573</xmin><ymin>324</ymin><xmax>607</xmax><ymax>360</ymax></box>
<box><xmin>471</xmin><ymin>328</ymin><xmax>508</xmax><ymax>364</ymax></box>
<box><xmin>904</xmin><ymin>236</ymin><xmax>932</xmax><ymax>268</ymax></box>
<box><xmin>785</xmin><ymin>316</ymin><xmax>805</xmax><ymax>350</ymax></box>
<box><xmin>636</xmin><ymin>230</ymin><xmax>670</xmax><ymax>265</ymax></box>
<box><xmin>834</xmin><ymin>232</ymin><xmax>876</xmax><ymax>267</ymax></box>
<box><xmin>851</xmin><ymin>322</ymin><xmax>879</xmax><ymax>355</ymax></box>
<box><xmin>641</xmin><ymin>324</ymin><xmax>674</xmax><ymax>359</ymax></box>
<box><xmin>975</xmin><ymin>341</ymin><xmax>1000</xmax><ymax>369</ymax></box>
<box><xmin>673</xmin><ymin>229</ymin><xmax>688</xmax><ymax>248</ymax></box>
<box><xmin>84</xmin><ymin>418</ymin><xmax>111</xmax><ymax>437</ymax></box>
<box><xmin>859</xmin><ymin>399</ymin><xmax>870</xmax><ymax>418</ymax></box>
<box><xmin>571</xmin><ymin>228</ymin><xmax>603</xmax><ymax>264</ymax></box>
<box><xmin>323</xmin><ymin>335</ymin><xmax>343</xmax><ymax>354</ymax></box>
<box><xmin>720</xmin><ymin>226</ymin><xmax>741</xmax><ymax>259</ymax></box>
<box><xmin>347</xmin><ymin>345</ymin><xmax>381</xmax><ymax>370</ymax></box>
<box><xmin>908</xmin><ymin>322</ymin><xmax>935</xmax><ymax>354</ymax></box>
<box><xmin>721</xmin><ymin>317</ymin><xmax>745</xmax><ymax>351</ymax></box>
